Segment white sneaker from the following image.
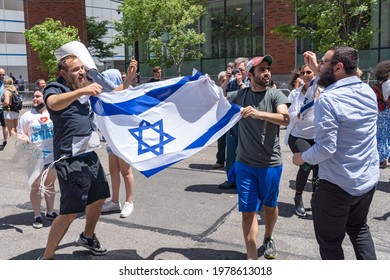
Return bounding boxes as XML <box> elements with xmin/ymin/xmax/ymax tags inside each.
<box><xmin>101</xmin><ymin>200</ymin><xmax>121</xmax><ymax>213</ymax></box>
<box><xmin>120</xmin><ymin>202</ymin><xmax>134</xmax><ymax>218</ymax></box>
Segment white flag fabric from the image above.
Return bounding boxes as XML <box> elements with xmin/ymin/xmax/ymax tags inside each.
<box><xmin>2</xmin><ymin>134</ymin><xmax>45</xmax><ymax>186</ymax></box>
<box><xmin>90</xmin><ymin>71</ymin><xmax>242</xmax><ymax>177</ymax></box>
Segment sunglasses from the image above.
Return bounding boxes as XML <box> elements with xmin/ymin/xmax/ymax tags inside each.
<box><xmin>300</xmin><ymin>70</ymin><xmax>313</xmax><ymax>75</ymax></box>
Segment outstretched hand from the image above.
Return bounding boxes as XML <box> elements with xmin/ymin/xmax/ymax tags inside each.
<box><xmin>127</xmin><ymin>57</ymin><xmax>138</xmax><ymax>80</ymax></box>
<box><xmin>303</xmin><ymin>51</ymin><xmax>319</xmax><ymax>74</ymax></box>
<box><xmin>85</xmin><ymin>82</ymin><xmax>102</xmax><ymax>96</ymax></box>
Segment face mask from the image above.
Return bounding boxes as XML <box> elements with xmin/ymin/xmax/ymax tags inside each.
<box><xmin>382</xmin><ymin>80</ymin><xmax>390</xmax><ymax>101</ymax></box>
<box><xmin>34</xmin><ymin>102</ymin><xmax>45</xmax><ymax>111</ymax></box>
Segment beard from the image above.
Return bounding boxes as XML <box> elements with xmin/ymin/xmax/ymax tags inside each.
<box><xmin>33</xmin><ymin>102</ymin><xmax>45</xmax><ymax>111</ymax></box>
<box><xmin>64</xmin><ymin>73</ymin><xmax>91</xmax><ymax>90</ymax></box>
<box><xmin>251</xmin><ymin>75</ymin><xmax>269</xmax><ymax>87</ymax></box>
<box><xmin>317</xmin><ymin>67</ymin><xmax>336</xmax><ymax>88</ymax></box>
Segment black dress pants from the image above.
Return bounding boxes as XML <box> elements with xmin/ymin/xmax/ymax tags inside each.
<box><xmin>312</xmin><ymin>179</ymin><xmax>377</xmax><ymax>260</ymax></box>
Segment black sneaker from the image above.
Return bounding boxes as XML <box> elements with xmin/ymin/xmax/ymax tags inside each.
<box><xmin>263</xmin><ymin>237</ymin><xmax>278</xmax><ymax>259</ymax></box>
<box><xmin>218</xmin><ymin>181</ymin><xmax>236</xmax><ymax>189</ymax></box>
<box><xmin>211</xmin><ymin>162</ymin><xmax>224</xmax><ymax>169</ymax></box>
<box><xmin>45</xmin><ymin>212</ymin><xmax>58</xmax><ymax>220</ymax></box>
<box><xmin>33</xmin><ymin>217</ymin><xmax>43</xmax><ymax>229</ymax></box>
<box><xmin>75</xmin><ymin>233</ymin><xmax>107</xmax><ymax>255</ymax></box>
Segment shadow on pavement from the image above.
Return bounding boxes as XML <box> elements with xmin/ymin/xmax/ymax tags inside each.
<box><xmin>10</xmin><ymin>246</ymin><xmax>245</xmax><ymax>260</ymax></box>
<box><xmin>0</xmin><ymin>212</ymin><xmax>54</xmax><ymax>232</ymax></box>
<box><xmin>147</xmin><ymin>247</ymin><xmax>245</xmax><ymax>260</ymax></box>
<box><xmin>185</xmin><ymin>184</ymin><xmax>236</xmax><ymax>195</ymax></box>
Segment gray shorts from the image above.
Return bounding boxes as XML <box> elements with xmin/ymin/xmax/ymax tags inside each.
<box><xmin>55</xmin><ymin>152</ymin><xmax>110</xmax><ymax>214</ymax></box>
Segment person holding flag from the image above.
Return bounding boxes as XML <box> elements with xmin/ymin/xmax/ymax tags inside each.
<box><xmin>39</xmin><ymin>53</ymin><xmax>137</xmax><ymax>259</ymax></box>
<box><xmin>229</xmin><ymin>55</ymin><xmax>290</xmax><ymax>260</ymax></box>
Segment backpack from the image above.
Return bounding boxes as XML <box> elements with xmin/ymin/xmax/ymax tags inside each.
<box><xmin>10</xmin><ymin>91</ymin><xmax>23</xmax><ymax>111</ymax></box>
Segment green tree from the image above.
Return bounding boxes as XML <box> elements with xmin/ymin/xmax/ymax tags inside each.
<box><xmin>271</xmin><ymin>0</ymin><xmax>379</xmax><ymax>52</ymax></box>
<box><xmin>24</xmin><ymin>18</ymin><xmax>79</xmax><ymax>80</ymax></box>
<box><xmin>114</xmin><ymin>0</ymin><xmax>206</xmax><ymax>76</ymax></box>
<box><xmin>87</xmin><ymin>16</ymin><xmax>116</xmax><ymax>61</ymax></box>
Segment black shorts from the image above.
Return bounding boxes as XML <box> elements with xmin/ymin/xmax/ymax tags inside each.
<box><xmin>55</xmin><ymin>152</ymin><xmax>110</xmax><ymax>214</ymax></box>
<box><xmin>0</xmin><ymin>110</ymin><xmax>5</xmax><ymax>127</ymax></box>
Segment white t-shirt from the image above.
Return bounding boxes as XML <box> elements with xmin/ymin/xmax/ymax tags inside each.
<box><xmin>17</xmin><ymin>109</ymin><xmax>54</xmax><ymax>165</ymax></box>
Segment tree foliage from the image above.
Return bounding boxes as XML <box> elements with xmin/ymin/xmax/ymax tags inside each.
<box><xmin>114</xmin><ymin>0</ymin><xmax>206</xmax><ymax>76</ymax></box>
<box><xmin>86</xmin><ymin>16</ymin><xmax>116</xmax><ymax>61</ymax></box>
<box><xmin>271</xmin><ymin>0</ymin><xmax>379</xmax><ymax>52</ymax></box>
<box><xmin>24</xmin><ymin>18</ymin><xmax>79</xmax><ymax>80</ymax></box>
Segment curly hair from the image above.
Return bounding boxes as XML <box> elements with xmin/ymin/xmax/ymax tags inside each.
<box><xmin>374</xmin><ymin>60</ymin><xmax>390</xmax><ymax>82</ymax></box>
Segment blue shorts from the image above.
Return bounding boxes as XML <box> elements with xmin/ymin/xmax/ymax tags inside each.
<box><xmin>235</xmin><ymin>161</ymin><xmax>282</xmax><ymax>212</ymax></box>
<box><xmin>55</xmin><ymin>152</ymin><xmax>110</xmax><ymax>214</ymax></box>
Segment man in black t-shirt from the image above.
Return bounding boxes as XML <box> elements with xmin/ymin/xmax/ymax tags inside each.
<box><xmin>40</xmin><ymin>54</ymin><xmax>137</xmax><ymax>260</ymax></box>
<box><xmin>147</xmin><ymin>66</ymin><xmax>162</xmax><ymax>83</ymax></box>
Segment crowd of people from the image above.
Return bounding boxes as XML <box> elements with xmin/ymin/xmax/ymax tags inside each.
<box><xmin>0</xmin><ymin>45</ymin><xmax>388</xmax><ymax>260</ymax></box>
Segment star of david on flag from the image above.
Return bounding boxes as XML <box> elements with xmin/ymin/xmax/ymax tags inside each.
<box><xmin>90</xmin><ymin>70</ymin><xmax>242</xmax><ymax>177</ymax></box>
<box><xmin>129</xmin><ymin>119</ymin><xmax>175</xmax><ymax>156</ymax></box>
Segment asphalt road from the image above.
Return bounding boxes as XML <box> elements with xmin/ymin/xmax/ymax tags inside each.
<box><xmin>0</xmin><ymin>126</ymin><xmax>389</xmax><ymax>261</ymax></box>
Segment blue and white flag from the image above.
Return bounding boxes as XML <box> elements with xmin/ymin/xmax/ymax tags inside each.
<box><xmin>90</xmin><ymin>71</ymin><xmax>242</xmax><ymax>177</ymax></box>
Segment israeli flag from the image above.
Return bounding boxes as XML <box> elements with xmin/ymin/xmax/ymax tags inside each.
<box><xmin>90</xmin><ymin>71</ymin><xmax>242</xmax><ymax>177</ymax></box>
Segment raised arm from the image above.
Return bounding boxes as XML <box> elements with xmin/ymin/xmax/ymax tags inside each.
<box><xmin>46</xmin><ymin>82</ymin><xmax>102</xmax><ymax>111</ymax></box>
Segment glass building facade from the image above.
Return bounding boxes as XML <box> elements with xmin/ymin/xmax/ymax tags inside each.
<box><xmin>296</xmin><ymin>1</ymin><xmax>390</xmax><ymax>79</ymax></box>
<box><xmin>135</xmin><ymin>0</ymin><xmax>265</xmax><ymax>80</ymax></box>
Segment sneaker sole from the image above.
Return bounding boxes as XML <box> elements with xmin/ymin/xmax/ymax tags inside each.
<box><xmin>264</xmin><ymin>252</ymin><xmax>278</xmax><ymax>259</ymax></box>
<box><xmin>75</xmin><ymin>237</ymin><xmax>108</xmax><ymax>256</ymax></box>
<box><xmin>295</xmin><ymin>209</ymin><xmax>307</xmax><ymax>217</ymax></box>
<box><xmin>120</xmin><ymin>212</ymin><xmax>133</xmax><ymax>218</ymax></box>
<box><xmin>101</xmin><ymin>208</ymin><xmax>121</xmax><ymax>213</ymax></box>
<box><xmin>33</xmin><ymin>223</ymin><xmax>43</xmax><ymax>229</ymax></box>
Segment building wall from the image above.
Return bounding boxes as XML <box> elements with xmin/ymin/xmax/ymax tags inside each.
<box><xmin>265</xmin><ymin>0</ymin><xmax>295</xmax><ymax>76</ymax></box>
<box><xmin>23</xmin><ymin>0</ymin><xmax>87</xmax><ymax>83</ymax></box>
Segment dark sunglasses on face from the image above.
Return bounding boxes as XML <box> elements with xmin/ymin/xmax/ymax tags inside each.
<box><xmin>300</xmin><ymin>70</ymin><xmax>313</xmax><ymax>75</ymax></box>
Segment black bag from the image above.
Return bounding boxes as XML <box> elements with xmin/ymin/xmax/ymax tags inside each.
<box><xmin>10</xmin><ymin>91</ymin><xmax>23</xmax><ymax>111</ymax></box>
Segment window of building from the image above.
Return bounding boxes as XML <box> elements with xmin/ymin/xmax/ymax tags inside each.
<box><xmin>379</xmin><ymin>0</ymin><xmax>390</xmax><ymax>49</ymax></box>
<box><xmin>5</xmin><ymin>32</ymin><xmax>25</xmax><ymax>44</ymax></box>
<box><xmin>0</xmin><ymin>32</ymin><xmax>5</xmax><ymax>44</ymax></box>
<box><xmin>3</xmin><ymin>0</ymin><xmax>23</xmax><ymax>11</ymax></box>
<box><xmin>202</xmin><ymin>0</ymin><xmax>263</xmax><ymax>60</ymax></box>
<box><xmin>199</xmin><ymin>0</ymin><xmax>264</xmax><ymax>77</ymax></box>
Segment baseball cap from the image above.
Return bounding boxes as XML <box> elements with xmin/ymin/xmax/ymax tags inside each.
<box><xmin>246</xmin><ymin>55</ymin><xmax>273</xmax><ymax>73</ymax></box>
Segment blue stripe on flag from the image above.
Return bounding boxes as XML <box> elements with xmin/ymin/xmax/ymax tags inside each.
<box><xmin>140</xmin><ymin>160</ymin><xmax>181</xmax><ymax>177</ymax></box>
<box><xmin>139</xmin><ymin>103</ymin><xmax>242</xmax><ymax>177</ymax></box>
<box><xmin>184</xmin><ymin>103</ymin><xmax>241</xmax><ymax>149</ymax></box>
<box><xmin>90</xmin><ymin>72</ymin><xmax>204</xmax><ymax>117</ymax></box>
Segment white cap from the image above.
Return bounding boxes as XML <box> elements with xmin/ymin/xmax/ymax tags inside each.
<box><xmin>55</xmin><ymin>41</ymin><xmax>97</xmax><ymax>70</ymax></box>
